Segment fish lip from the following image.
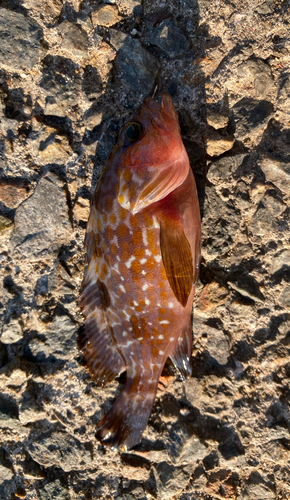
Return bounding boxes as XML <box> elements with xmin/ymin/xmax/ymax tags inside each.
<box><xmin>139</xmin><ymin>98</ymin><xmax>170</xmax><ymax>133</ymax></box>
<box><xmin>139</xmin><ymin>94</ymin><xmax>178</xmax><ymax>133</ymax></box>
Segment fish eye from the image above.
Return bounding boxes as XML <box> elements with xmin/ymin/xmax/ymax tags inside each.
<box><xmin>122</xmin><ymin>121</ymin><xmax>143</xmax><ymax>147</ymax></box>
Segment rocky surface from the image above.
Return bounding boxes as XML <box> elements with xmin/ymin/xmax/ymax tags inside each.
<box><xmin>0</xmin><ymin>0</ymin><xmax>290</xmax><ymax>499</ymax></box>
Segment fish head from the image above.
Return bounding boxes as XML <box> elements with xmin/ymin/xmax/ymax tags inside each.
<box><xmin>112</xmin><ymin>93</ymin><xmax>190</xmax><ymax>214</ymax></box>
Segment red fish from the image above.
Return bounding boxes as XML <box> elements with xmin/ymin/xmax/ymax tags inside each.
<box><xmin>79</xmin><ymin>93</ymin><xmax>201</xmax><ymax>450</ymax></box>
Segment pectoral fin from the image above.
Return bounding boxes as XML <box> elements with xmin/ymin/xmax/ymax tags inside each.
<box><xmin>160</xmin><ymin>218</ymin><xmax>194</xmax><ymax>307</ymax></box>
<box><xmin>118</xmin><ymin>153</ymin><xmax>189</xmax><ymax>214</ymax></box>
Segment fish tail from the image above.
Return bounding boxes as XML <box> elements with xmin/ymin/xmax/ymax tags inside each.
<box><xmin>96</xmin><ymin>376</ymin><xmax>158</xmax><ymax>451</ymax></box>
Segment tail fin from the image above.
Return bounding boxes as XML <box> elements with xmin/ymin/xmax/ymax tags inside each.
<box><xmin>96</xmin><ymin>378</ymin><xmax>157</xmax><ymax>451</ymax></box>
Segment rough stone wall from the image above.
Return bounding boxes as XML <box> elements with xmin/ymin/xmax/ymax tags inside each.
<box><xmin>0</xmin><ymin>0</ymin><xmax>290</xmax><ymax>499</ymax></box>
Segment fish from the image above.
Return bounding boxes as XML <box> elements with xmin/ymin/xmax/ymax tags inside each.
<box><xmin>79</xmin><ymin>93</ymin><xmax>201</xmax><ymax>451</ymax></box>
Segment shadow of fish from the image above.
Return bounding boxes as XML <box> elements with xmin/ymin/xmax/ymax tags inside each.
<box><xmin>79</xmin><ymin>93</ymin><xmax>201</xmax><ymax>451</ymax></box>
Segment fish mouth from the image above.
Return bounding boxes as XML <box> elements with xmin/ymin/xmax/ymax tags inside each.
<box><xmin>138</xmin><ymin>93</ymin><xmax>178</xmax><ymax>131</ymax></box>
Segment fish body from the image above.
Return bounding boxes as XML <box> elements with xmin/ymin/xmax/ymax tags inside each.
<box><xmin>79</xmin><ymin>94</ymin><xmax>201</xmax><ymax>450</ymax></box>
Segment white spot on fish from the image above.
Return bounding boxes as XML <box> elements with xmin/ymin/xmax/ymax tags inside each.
<box><xmin>158</xmin><ymin>334</ymin><xmax>164</xmax><ymax>339</ymax></box>
<box><xmin>142</xmin><ymin>227</ymin><xmax>148</xmax><ymax>246</ymax></box>
<box><xmin>159</xmin><ymin>350</ymin><xmax>164</xmax><ymax>355</ymax></box>
<box><xmin>125</xmin><ymin>256</ymin><xmax>135</xmax><ymax>268</ymax></box>
<box><xmin>160</xmin><ymin>320</ymin><xmax>169</xmax><ymax>324</ymax></box>
<box><xmin>145</xmin><ymin>298</ymin><xmax>150</xmax><ymax>305</ymax></box>
<box><xmin>152</xmin><ymin>215</ymin><xmax>159</xmax><ymax>228</ymax></box>
<box><xmin>142</xmin><ymin>283</ymin><xmax>149</xmax><ymax>291</ymax></box>
<box><xmin>123</xmin><ymin>309</ymin><xmax>131</xmax><ymax>319</ymax></box>
<box><xmin>119</xmin><ymin>284</ymin><xmax>126</xmax><ymax>293</ymax></box>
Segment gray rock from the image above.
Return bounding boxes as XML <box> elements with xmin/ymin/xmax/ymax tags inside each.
<box><xmin>229</xmin><ymin>241</ymin><xmax>253</xmax><ymax>265</ymax></box>
<box><xmin>1</xmin><ymin>318</ymin><xmax>23</xmax><ymax>344</ymax></box>
<box><xmin>82</xmin><ymin>65</ymin><xmax>103</xmax><ymax>100</ymax></box>
<box><xmin>10</xmin><ymin>173</ymin><xmax>72</xmax><ymax>261</ymax></box>
<box><xmin>278</xmin><ymin>318</ymin><xmax>290</xmax><ymax>337</ymax></box>
<box><xmin>206</xmin><ymin>326</ymin><xmax>230</xmax><ymax>365</ymax></box>
<box><xmin>207</xmin><ymin>154</ymin><xmax>247</xmax><ymax>183</ymax></box>
<box><xmin>172</xmin><ymin>431</ymin><xmax>208</xmax><ymax>466</ymax></box>
<box><xmin>232</xmin><ymin>339</ymin><xmax>255</xmax><ymax>362</ymax></box>
<box><xmin>117</xmin><ymin>0</ymin><xmax>142</xmax><ymax>15</ymax></box>
<box><xmin>232</xmin><ymin>98</ymin><xmax>274</xmax><ymax>140</ymax></box>
<box><xmin>37</xmin><ymin>479</ymin><xmax>70</xmax><ymax>500</ymax></box>
<box><xmin>111</xmin><ymin>31</ymin><xmax>159</xmax><ymax>95</ymax></box>
<box><xmin>46</xmin><ymin>314</ymin><xmax>77</xmax><ymax>359</ymax></box>
<box><xmin>22</xmin><ymin>0</ymin><xmax>63</xmax><ymax>23</ymax></box>
<box><xmin>25</xmin><ymin>313</ymin><xmax>77</xmax><ymax>362</ymax></box>
<box><xmin>255</xmin><ymin>0</ymin><xmax>275</xmax><ymax>14</ymax></box>
<box><xmin>278</xmin><ymin>286</ymin><xmax>290</xmax><ymax>308</ymax></box>
<box><xmin>92</xmin><ymin>5</ymin><xmax>120</xmax><ymax>27</ymax></box>
<box><xmin>34</xmin><ymin>275</ymin><xmax>49</xmax><ymax>295</ymax></box>
<box><xmin>251</xmin><ymin>190</ymin><xmax>285</xmax><ymax>238</ymax></box>
<box><xmin>229</xmin><ymin>276</ymin><xmax>265</xmax><ymax>303</ymax></box>
<box><xmin>29</xmin><ymin>123</ymin><xmax>73</xmax><ymax>165</ymax></box>
<box><xmin>153</xmin><ymin>462</ymin><xmax>191</xmax><ymax>500</ymax></box>
<box><xmin>148</xmin><ymin>19</ymin><xmax>190</xmax><ymax>58</ymax></box>
<box><xmin>27</xmin><ymin>431</ymin><xmax>92</xmax><ymax>471</ymax></box>
<box><xmin>0</xmin><ymin>9</ymin><xmax>46</xmax><ymax>71</ymax></box>
<box><xmin>202</xmin><ymin>186</ymin><xmax>241</xmax><ymax>258</ymax></box>
<box><xmin>239</xmin><ymin>470</ymin><xmax>275</xmax><ymax>499</ymax></box>
<box><xmin>278</xmin><ymin>76</ymin><xmax>290</xmax><ymax>107</ymax></box>
<box><xmin>0</xmin><ymin>463</ymin><xmax>13</xmax><ymax>482</ymax></box>
<box><xmin>58</xmin><ymin>21</ymin><xmax>89</xmax><ymax>57</ymax></box>
<box><xmin>235</xmin><ymin>180</ymin><xmax>251</xmax><ymax>210</ymax></box>
<box><xmin>19</xmin><ymin>380</ymin><xmax>46</xmax><ymax>424</ymax></box>
<box><xmin>271</xmin><ymin>250</ymin><xmax>290</xmax><ymax>274</ymax></box>
<box><xmin>259</xmin><ymin>156</ymin><xmax>290</xmax><ymax>194</ymax></box>
<box><xmin>40</xmin><ymin>55</ymin><xmax>82</xmax><ymax>116</ymax></box>
<box><xmin>237</xmin><ymin>59</ymin><xmax>273</xmax><ymax>97</ymax></box>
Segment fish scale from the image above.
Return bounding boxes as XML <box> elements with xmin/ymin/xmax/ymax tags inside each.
<box><xmin>79</xmin><ymin>93</ymin><xmax>201</xmax><ymax>450</ymax></box>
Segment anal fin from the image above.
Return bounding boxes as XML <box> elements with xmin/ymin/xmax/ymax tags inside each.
<box><xmin>170</xmin><ymin>326</ymin><xmax>192</xmax><ymax>381</ymax></box>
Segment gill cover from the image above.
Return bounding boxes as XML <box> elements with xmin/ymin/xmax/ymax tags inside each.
<box><xmin>117</xmin><ymin>94</ymin><xmax>189</xmax><ymax>214</ymax></box>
